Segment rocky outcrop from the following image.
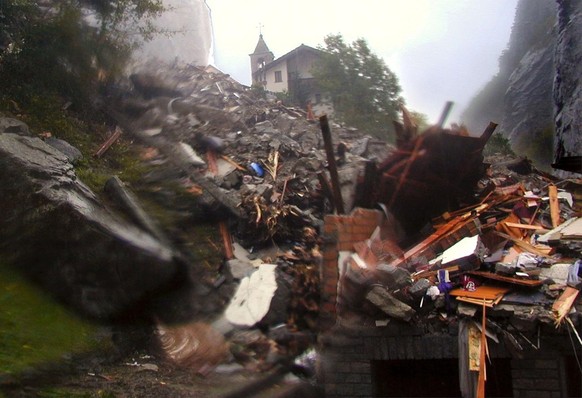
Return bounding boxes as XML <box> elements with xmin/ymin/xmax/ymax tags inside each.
<box><xmin>553</xmin><ymin>0</ymin><xmax>582</xmax><ymax>173</ymax></box>
<box><xmin>463</xmin><ymin>0</ymin><xmax>582</xmax><ymax>174</ymax></box>
<box><xmin>461</xmin><ymin>0</ymin><xmax>559</xmax><ymax>166</ymax></box>
<box><xmin>501</xmin><ymin>43</ymin><xmax>556</xmax><ymax>148</ymax></box>
<box><xmin>0</xmin><ymin>126</ymin><xmax>193</xmax><ymax>320</ymax></box>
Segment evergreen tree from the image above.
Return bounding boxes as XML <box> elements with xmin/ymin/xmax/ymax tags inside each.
<box><xmin>0</xmin><ymin>0</ymin><xmax>164</xmax><ymax>111</ymax></box>
<box><xmin>312</xmin><ymin>34</ymin><xmax>403</xmax><ymax>140</ymax></box>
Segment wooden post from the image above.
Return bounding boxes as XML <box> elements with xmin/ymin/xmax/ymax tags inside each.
<box><xmin>359</xmin><ymin>160</ymin><xmax>377</xmax><ymax>208</ymax></box>
<box><xmin>479</xmin><ymin>122</ymin><xmax>498</xmax><ymax>146</ymax></box>
<box><xmin>317</xmin><ymin>172</ymin><xmax>334</xmax><ymax>210</ymax></box>
<box><xmin>548</xmin><ymin>184</ymin><xmax>561</xmax><ymax>228</ymax></box>
<box><xmin>436</xmin><ymin>101</ymin><xmax>454</xmax><ymax>128</ymax></box>
<box><xmin>219</xmin><ymin>221</ymin><xmax>234</xmax><ymax>260</ymax></box>
<box><xmin>477</xmin><ymin>301</ymin><xmax>487</xmax><ymax>398</ymax></box>
<box><xmin>319</xmin><ymin>115</ymin><xmax>344</xmax><ymax>214</ymax></box>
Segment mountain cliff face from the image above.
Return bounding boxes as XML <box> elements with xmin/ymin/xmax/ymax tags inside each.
<box><xmin>462</xmin><ymin>0</ymin><xmax>581</xmax><ymax>174</ymax></box>
<box><xmin>553</xmin><ymin>0</ymin><xmax>582</xmax><ymax>173</ymax></box>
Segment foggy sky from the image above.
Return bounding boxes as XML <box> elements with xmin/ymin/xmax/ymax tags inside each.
<box><xmin>206</xmin><ymin>0</ymin><xmax>518</xmax><ymax>126</ymax></box>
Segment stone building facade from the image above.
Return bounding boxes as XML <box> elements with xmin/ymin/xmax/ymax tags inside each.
<box><xmin>249</xmin><ymin>35</ymin><xmax>333</xmax><ymax>117</ymax></box>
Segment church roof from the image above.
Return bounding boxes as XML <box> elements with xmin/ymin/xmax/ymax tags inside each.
<box><xmin>252</xmin><ymin>34</ymin><xmax>271</xmax><ymax>55</ymax></box>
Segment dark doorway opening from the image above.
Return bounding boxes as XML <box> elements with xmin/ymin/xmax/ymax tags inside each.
<box><xmin>371</xmin><ymin>358</ymin><xmax>513</xmax><ymax>397</ymax></box>
<box><xmin>564</xmin><ymin>355</ymin><xmax>582</xmax><ymax>397</ymax></box>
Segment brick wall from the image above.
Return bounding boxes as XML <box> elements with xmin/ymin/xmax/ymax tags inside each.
<box><xmin>319</xmin><ymin>323</ymin><xmax>577</xmax><ymax>398</ymax></box>
<box><xmin>320</xmin><ymin>208</ymin><xmax>383</xmax><ymax>329</ymax></box>
<box><xmin>511</xmin><ymin>344</ymin><xmax>576</xmax><ymax>398</ymax></box>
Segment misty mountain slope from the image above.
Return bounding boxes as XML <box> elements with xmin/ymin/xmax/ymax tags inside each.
<box><xmin>461</xmin><ymin>0</ymin><xmax>558</xmax><ymax>168</ymax></box>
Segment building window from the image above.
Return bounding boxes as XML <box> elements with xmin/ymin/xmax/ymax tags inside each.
<box><xmin>274</xmin><ymin>71</ymin><xmax>282</xmax><ymax>83</ymax></box>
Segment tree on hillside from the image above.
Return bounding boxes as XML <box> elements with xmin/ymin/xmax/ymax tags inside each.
<box><xmin>0</xmin><ymin>0</ymin><xmax>164</xmax><ymax>111</ymax></box>
<box><xmin>312</xmin><ymin>34</ymin><xmax>403</xmax><ymax>140</ymax></box>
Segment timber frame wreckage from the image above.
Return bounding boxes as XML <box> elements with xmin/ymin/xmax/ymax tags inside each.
<box><xmin>317</xmin><ymin>112</ymin><xmax>582</xmax><ymax>398</ymax></box>
<box><xmin>1</xmin><ymin>63</ymin><xmax>581</xmax><ymax>398</ymax></box>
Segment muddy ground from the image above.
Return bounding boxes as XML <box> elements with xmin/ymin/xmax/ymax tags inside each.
<box><xmin>0</xmin><ymin>354</ymin><xmax>316</xmax><ymax>398</ymax></box>
<box><xmin>0</xmin><ymin>329</ymin><xmax>319</xmax><ymax>398</ymax></box>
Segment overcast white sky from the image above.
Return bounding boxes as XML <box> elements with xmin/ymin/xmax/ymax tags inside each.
<box><xmin>206</xmin><ymin>0</ymin><xmax>518</xmax><ymax>125</ymax></box>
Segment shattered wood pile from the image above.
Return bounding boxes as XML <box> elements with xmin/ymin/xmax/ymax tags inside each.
<box><xmin>323</xmin><ymin>115</ymin><xmax>581</xmax><ymax>396</ymax></box>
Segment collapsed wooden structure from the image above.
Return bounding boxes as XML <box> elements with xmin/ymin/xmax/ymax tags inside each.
<box><xmin>317</xmin><ymin>111</ymin><xmax>581</xmax><ymax>397</ymax></box>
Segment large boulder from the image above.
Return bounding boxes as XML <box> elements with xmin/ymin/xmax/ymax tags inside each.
<box><xmin>0</xmin><ymin>130</ymin><xmax>187</xmax><ymax>320</ymax></box>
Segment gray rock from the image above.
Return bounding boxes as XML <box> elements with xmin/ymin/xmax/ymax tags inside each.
<box><xmin>273</xmin><ymin>114</ymin><xmax>297</xmax><ymax>134</ymax></box>
<box><xmin>376</xmin><ymin>263</ymin><xmax>411</xmax><ymax>289</ymax></box>
<box><xmin>0</xmin><ymin>133</ymin><xmax>188</xmax><ymax>319</ymax></box>
<box><xmin>226</xmin><ymin>258</ymin><xmax>254</xmax><ymax>280</ymax></box>
<box><xmin>254</xmin><ymin>120</ymin><xmax>275</xmax><ymax>133</ymax></box>
<box><xmin>553</xmin><ymin>0</ymin><xmax>582</xmax><ymax>173</ymax></box>
<box><xmin>0</xmin><ymin>117</ymin><xmax>30</xmax><ymax>136</ymax></box>
<box><xmin>495</xmin><ymin>262</ymin><xmax>517</xmax><ymax>275</ymax></box>
<box><xmin>409</xmin><ymin>278</ymin><xmax>431</xmax><ymax>299</ymax></box>
<box><xmin>220</xmin><ymin>170</ymin><xmax>242</xmax><ymax>190</ymax></box>
<box><xmin>502</xmin><ymin>44</ymin><xmax>556</xmax><ymax>147</ymax></box>
<box><xmin>45</xmin><ymin>137</ymin><xmax>83</xmax><ymax>163</ymax></box>
<box><xmin>366</xmin><ymin>285</ymin><xmax>415</xmax><ymax>321</ymax></box>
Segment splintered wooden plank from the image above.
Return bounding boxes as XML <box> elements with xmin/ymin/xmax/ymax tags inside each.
<box><xmin>391</xmin><ymin>203</ymin><xmax>489</xmax><ymax>267</ymax></box>
<box><xmin>494</xmin><ymin>231</ymin><xmax>554</xmax><ymax>257</ymax></box>
<box><xmin>468</xmin><ymin>271</ymin><xmax>545</xmax><ymax>287</ymax></box>
<box><xmin>553</xmin><ymin>286</ymin><xmax>580</xmax><ymax>326</ymax></box>
<box><xmin>503</xmin><ymin>222</ymin><xmax>549</xmax><ymax>232</ymax></box>
<box><xmin>548</xmin><ymin>184</ymin><xmax>561</xmax><ymax>228</ymax></box>
<box><xmin>94</xmin><ymin>126</ymin><xmax>122</xmax><ymax>158</ymax></box>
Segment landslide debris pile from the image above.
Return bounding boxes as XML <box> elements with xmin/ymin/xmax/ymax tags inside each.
<box><xmin>1</xmin><ymin>61</ymin><xmax>580</xmax><ymax>392</ymax></box>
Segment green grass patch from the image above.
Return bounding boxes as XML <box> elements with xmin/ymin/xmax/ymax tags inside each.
<box><xmin>0</xmin><ymin>262</ymin><xmax>100</xmax><ymax>376</ymax></box>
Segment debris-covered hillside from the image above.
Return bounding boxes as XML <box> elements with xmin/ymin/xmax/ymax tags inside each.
<box><xmin>1</xmin><ymin>61</ymin><xmax>580</xmax><ymax>397</ymax></box>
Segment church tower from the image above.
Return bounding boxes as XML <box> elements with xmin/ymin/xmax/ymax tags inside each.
<box><xmin>249</xmin><ymin>34</ymin><xmax>274</xmax><ymax>85</ymax></box>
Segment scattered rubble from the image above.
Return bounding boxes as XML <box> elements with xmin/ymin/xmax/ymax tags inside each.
<box><xmin>324</xmin><ymin>126</ymin><xmax>581</xmax><ymax>396</ymax></box>
<box><xmin>2</xmin><ymin>60</ymin><xmax>580</xmax><ymax>397</ymax></box>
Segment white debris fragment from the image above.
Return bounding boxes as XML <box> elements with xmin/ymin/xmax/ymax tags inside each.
<box><xmin>225</xmin><ymin>263</ymin><xmax>278</xmax><ymax>326</ymax></box>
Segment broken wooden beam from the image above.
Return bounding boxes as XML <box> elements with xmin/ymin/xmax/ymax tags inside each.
<box><xmin>553</xmin><ymin>286</ymin><xmax>579</xmax><ymax>326</ymax></box>
<box><xmin>219</xmin><ymin>221</ymin><xmax>234</xmax><ymax>260</ymax></box>
<box><xmin>548</xmin><ymin>184</ymin><xmax>561</xmax><ymax>228</ymax></box>
<box><xmin>436</xmin><ymin>101</ymin><xmax>454</xmax><ymax>128</ymax></box>
<box><xmin>479</xmin><ymin>122</ymin><xmax>498</xmax><ymax>146</ymax></box>
<box><xmin>356</xmin><ymin>160</ymin><xmax>378</xmax><ymax>208</ymax></box>
<box><xmin>468</xmin><ymin>271</ymin><xmax>545</xmax><ymax>287</ymax></box>
<box><xmin>317</xmin><ymin>172</ymin><xmax>334</xmax><ymax>210</ymax></box>
<box><xmin>477</xmin><ymin>301</ymin><xmax>487</xmax><ymax>398</ymax></box>
<box><xmin>390</xmin><ymin>203</ymin><xmax>489</xmax><ymax>268</ymax></box>
<box><xmin>95</xmin><ymin>126</ymin><xmax>122</xmax><ymax>158</ymax></box>
<box><xmin>319</xmin><ymin>115</ymin><xmax>344</xmax><ymax>214</ymax></box>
